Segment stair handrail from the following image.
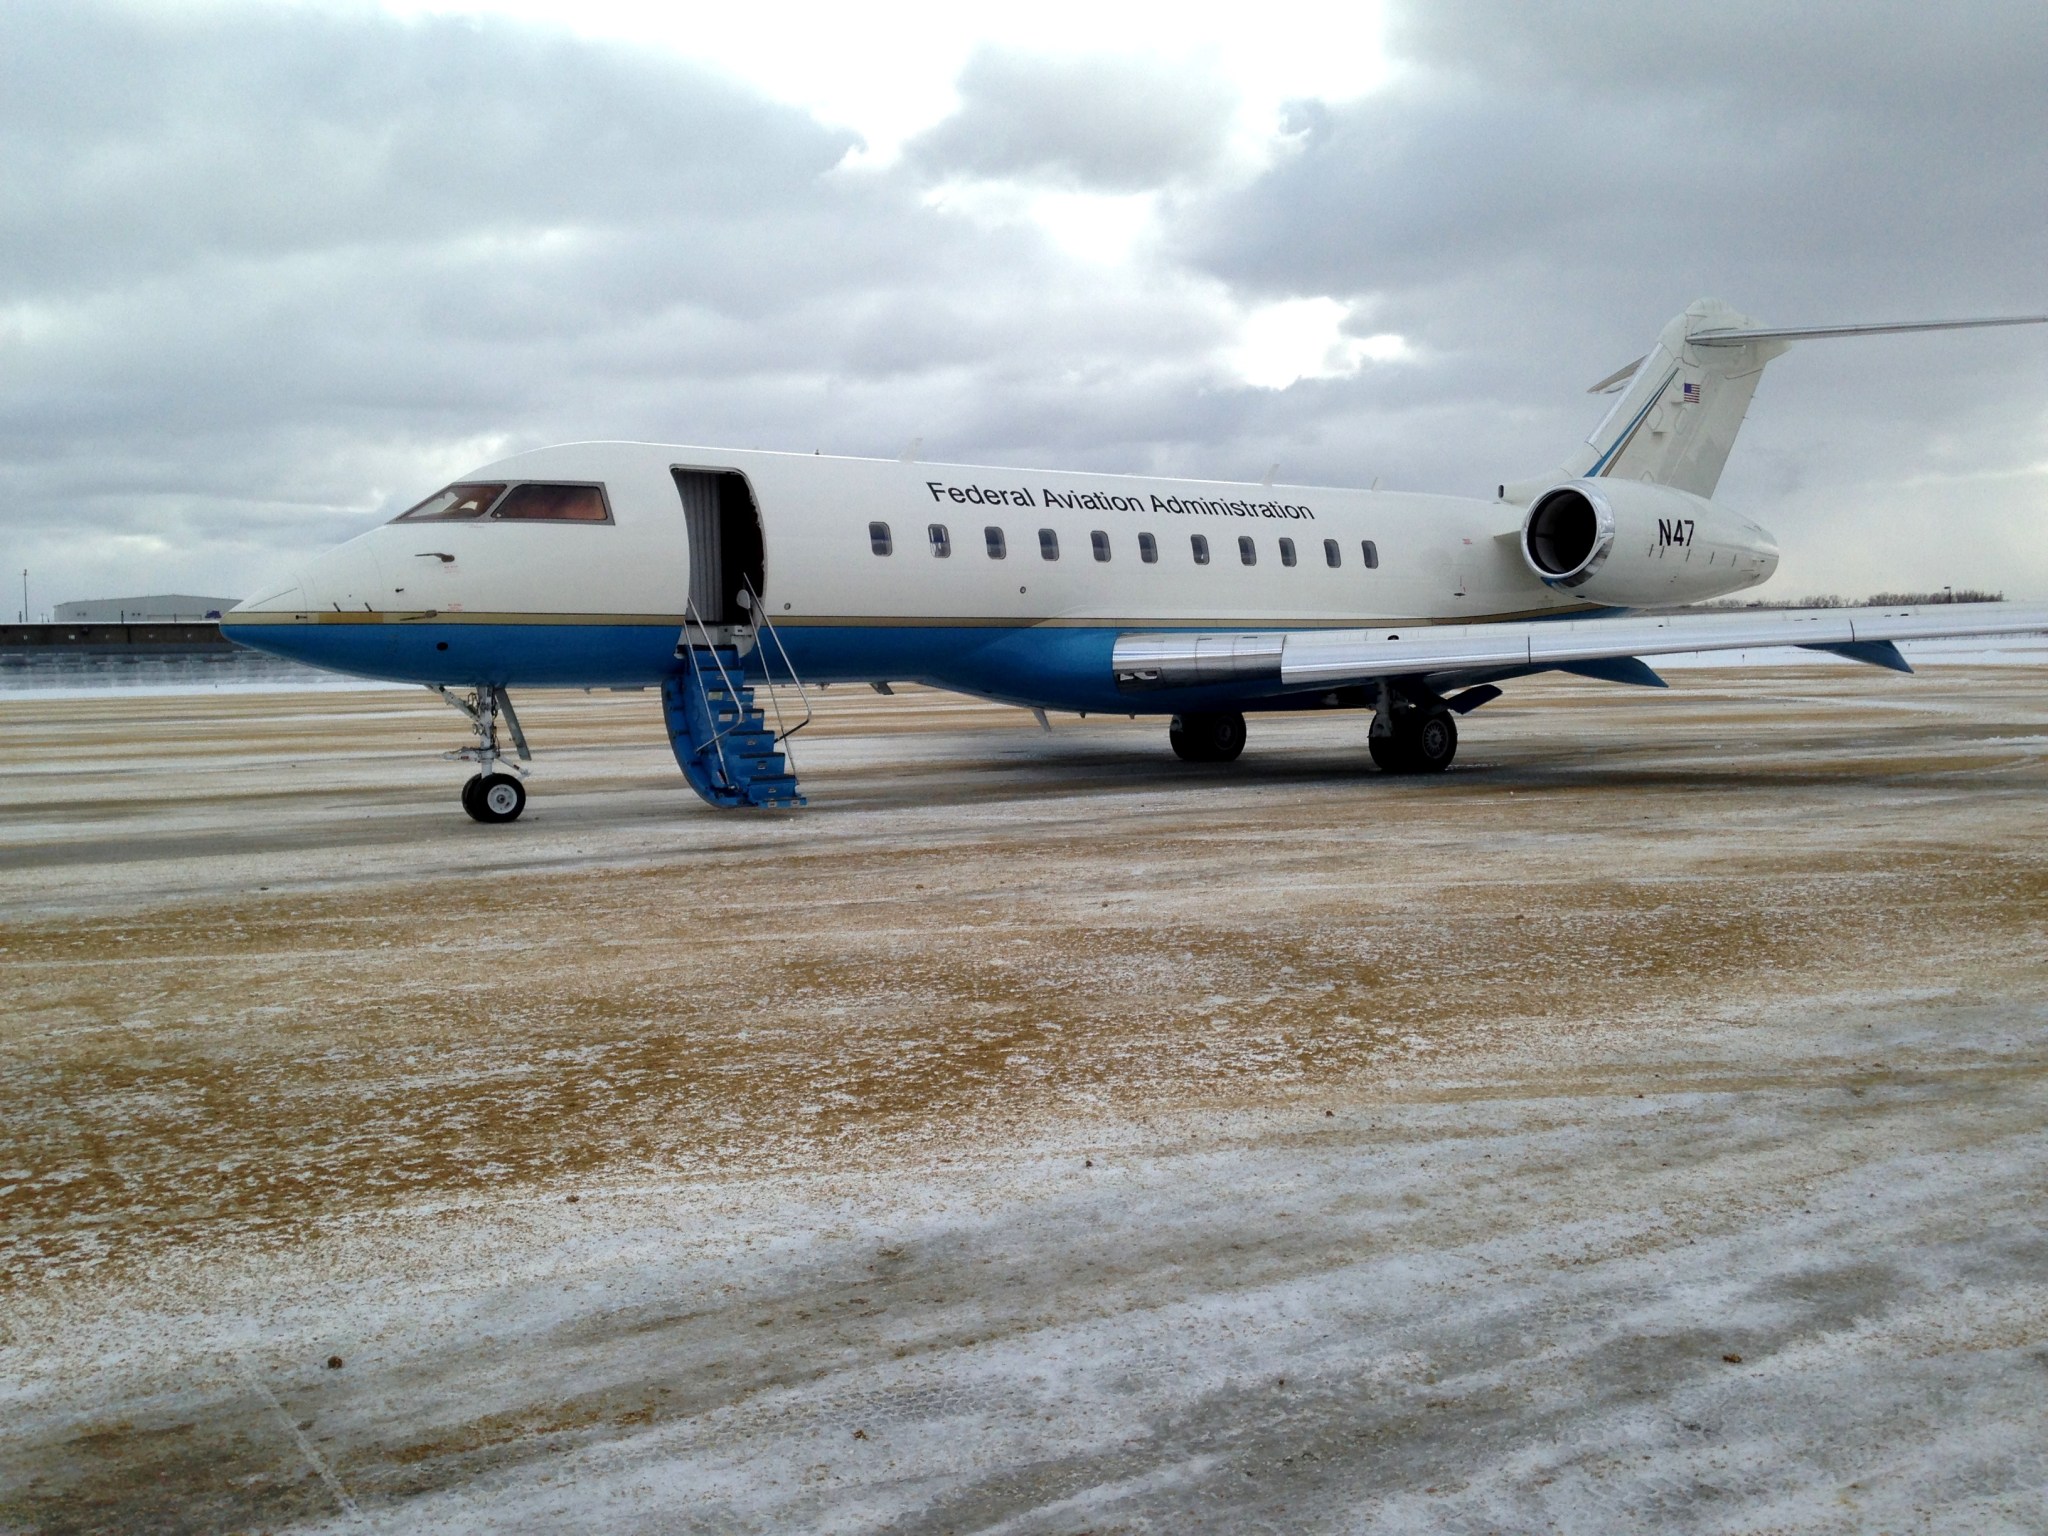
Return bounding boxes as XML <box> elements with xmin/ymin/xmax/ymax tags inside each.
<box><xmin>678</xmin><ymin>599</ymin><xmax>746</xmax><ymax>782</ymax></box>
<box><xmin>742</xmin><ymin>575</ymin><xmax>814</xmax><ymax>752</ymax></box>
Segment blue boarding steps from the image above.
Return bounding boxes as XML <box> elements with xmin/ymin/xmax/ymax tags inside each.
<box><xmin>661</xmin><ymin>646</ymin><xmax>805</xmax><ymax>810</ymax></box>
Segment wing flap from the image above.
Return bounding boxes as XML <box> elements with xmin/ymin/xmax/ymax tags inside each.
<box><xmin>1112</xmin><ymin>604</ymin><xmax>2048</xmax><ymax>693</ymax></box>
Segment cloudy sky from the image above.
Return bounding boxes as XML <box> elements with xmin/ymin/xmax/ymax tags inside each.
<box><xmin>6</xmin><ymin>0</ymin><xmax>2046</xmax><ymax>614</ymax></box>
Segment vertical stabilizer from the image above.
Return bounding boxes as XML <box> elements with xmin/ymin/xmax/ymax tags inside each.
<box><xmin>1507</xmin><ymin>301</ymin><xmax>2047</xmax><ymax>504</ymax></box>
<box><xmin>1551</xmin><ymin>299</ymin><xmax>1787</xmax><ymax>499</ymax></box>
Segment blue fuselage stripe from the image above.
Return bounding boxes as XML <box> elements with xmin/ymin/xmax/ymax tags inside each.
<box><xmin>221</xmin><ymin>620</ymin><xmax>1278</xmax><ymax>713</ymax></box>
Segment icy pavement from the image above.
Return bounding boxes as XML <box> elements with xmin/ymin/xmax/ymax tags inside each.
<box><xmin>2</xmin><ymin>669</ymin><xmax>2046</xmax><ymax>1531</ymax></box>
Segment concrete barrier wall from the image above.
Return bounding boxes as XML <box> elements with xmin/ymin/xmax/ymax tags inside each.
<box><xmin>0</xmin><ymin>622</ymin><xmax>234</xmax><ymax>653</ymax></box>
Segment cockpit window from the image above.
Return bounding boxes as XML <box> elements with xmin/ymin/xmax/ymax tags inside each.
<box><xmin>490</xmin><ymin>483</ymin><xmax>611</xmax><ymax>522</ymax></box>
<box><xmin>393</xmin><ymin>482</ymin><xmax>507</xmax><ymax>522</ymax></box>
<box><xmin>390</xmin><ymin>481</ymin><xmax>612</xmax><ymax>524</ymax></box>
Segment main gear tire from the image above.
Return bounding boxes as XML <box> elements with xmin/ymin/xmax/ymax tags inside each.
<box><xmin>1169</xmin><ymin>710</ymin><xmax>1248</xmax><ymax>763</ymax></box>
<box><xmin>1368</xmin><ymin>732</ymin><xmax>1412</xmax><ymax>773</ymax></box>
<box><xmin>1371</xmin><ymin>711</ymin><xmax>1458</xmax><ymax>774</ymax></box>
<box><xmin>1411</xmin><ymin>710</ymin><xmax>1458</xmax><ymax>773</ymax></box>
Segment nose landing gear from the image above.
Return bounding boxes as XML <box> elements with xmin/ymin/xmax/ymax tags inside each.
<box><xmin>433</xmin><ymin>684</ymin><xmax>532</xmax><ymax>822</ymax></box>
<box><xmin>461</xmin><ymin>772</ymin><xmax>527</xmax><ymax>823</ymax></box>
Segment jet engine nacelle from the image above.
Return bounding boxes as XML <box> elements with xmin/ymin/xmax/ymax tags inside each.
<box><xmin>1519</xmin><ymin>479</ymin><xmax>1778</xmax><ymax>607</ymax></box>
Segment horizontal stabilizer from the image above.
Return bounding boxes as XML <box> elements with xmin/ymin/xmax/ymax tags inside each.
<box><xmin>1690</xmin><ymin>315</ymin><xmax>2048</xmax><ymax>347</ymax></box>
<box><xmin>1585</xmin><ymin>355</ymin><xmax>1647</xmax><ymax>395</ymax></box>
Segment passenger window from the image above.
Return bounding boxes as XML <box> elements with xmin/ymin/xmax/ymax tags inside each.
<box><xmin>1191</xmin><ymin>534</ymin><xmax>1211</xmax><ymax>565</ymax></box>
<box><xmin>1039</xmin><ymin>528</ymin><xmax>1059</xmax><ymax>561</ymax></box>
<box><xmin>928</xmin><ymin>523</ymin><xmax>951</xmax><ymax>558</ymax></box>
<box><xmin>1139</xmin><ymin>532</ymin><xmax>1158</xmax><ymax>564</ymax></box>
<box><xmin>869</xmin><ymin>521</ymin><xmax>893</xmax><ymax>556</ymax></box>
<box><xmin>1091</xmin><ymin>530</ymin><xmax>1111</xmax><ymax>562</ymax></box>
<box><xmin>1362</xmin><ymin>539</ymin><xmax>1380</xmax><ymax>569</ymax></box>
<box><xmin>1238</xmin><ymin>536</ymin><xmax>1257</xmax><ymax>566</ymax></box>
<box><xmin>1279</xmin><ymin>537</ymin><xmax>1297</xmax><ymax>567</ymax></box>
<box><xmin>985</xmin><ymin>526</ymin><xmax>1006</xmax><ymax>559</ymax></box>
<box><xmin>1323</xmin><ymin>538</ymin><xmax>1341</xmax><ymax>568</ymax></box>
<box><xmin>393</xmin><ymin>481</ymin><xmax>508</xmax><ymax>522</ymax></box>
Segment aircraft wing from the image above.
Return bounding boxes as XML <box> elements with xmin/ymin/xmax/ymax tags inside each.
<box><xmin>1111</xmin><ymin>602</ymin><xmax>2048</xmax><ymax>694</ymax></box>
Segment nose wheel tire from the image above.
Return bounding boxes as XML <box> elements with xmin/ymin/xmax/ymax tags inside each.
<box><xmin>463</xmin><ymin>772</ymin><xmax>527</xmax><ymax>823</ymax></box>
<box><xmin>1371</xmin><ymin>710</ymin><xmax>1457</xmax><ymax>774</ymax></box>
<box><xmin>1170</xmin><ymin>710</ymin><xmax>1247</xmax><ymax>763</ymax></box>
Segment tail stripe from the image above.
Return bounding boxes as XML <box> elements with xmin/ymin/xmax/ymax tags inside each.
<box><xmin>1587</xmin><ymin>364</ymin><xmax>1680</xmax><ymax>477</ymax></box>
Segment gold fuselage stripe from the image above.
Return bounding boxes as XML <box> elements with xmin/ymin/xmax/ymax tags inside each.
<box><xmin>222</xmin><ymin>603</ymin><xmax>1601</xmax><ymax>630</ymax></box>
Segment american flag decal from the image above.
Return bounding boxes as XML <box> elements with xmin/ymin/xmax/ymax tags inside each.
<box><xmin>1682</xmin><ymin>381</ymin><xmax>1701</xmax><ymax>403</ymax></box>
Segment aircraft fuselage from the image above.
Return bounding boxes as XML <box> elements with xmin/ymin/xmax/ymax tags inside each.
<box><xmin>223</xmin><ymin>441</ymin><xmax>1775</xmax><ymax>714</ymax></box>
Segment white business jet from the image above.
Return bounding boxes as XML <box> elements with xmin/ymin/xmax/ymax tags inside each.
<box><xmin>224</xmin><ymin>299</ymin><xmax>2048</xmax><ymax>822</ymax></box>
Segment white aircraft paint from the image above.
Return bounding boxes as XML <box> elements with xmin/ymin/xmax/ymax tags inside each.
<box><xmin>222</xmin><ymin>299</ymin><xmax>2048</xmax><ymax>815</ymax></box>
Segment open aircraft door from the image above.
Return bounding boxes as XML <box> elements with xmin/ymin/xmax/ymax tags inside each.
<box><xmin>664</xmin><ymin>466</ymin><xmax>809</xmax><ymax>810</ymax></box>
<box><xmin>672</xmin><ymin>468</ymin><xmax>766</xmax><ymax>629</ymax></box>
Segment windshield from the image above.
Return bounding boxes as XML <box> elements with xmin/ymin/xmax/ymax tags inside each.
<box><xmin>393</xmin><ymin>482</ymin><xmax>507</xmax><ymax>522</ymax></box>
<box><xmin>391</xmin><ymin>481</ymin><xmax>612</xmax><ymax>524</ymax></box>
<box><xmin>489</xmin><ymin>483</ymin><xmax>610</xmax><ymax>522</ymax></box>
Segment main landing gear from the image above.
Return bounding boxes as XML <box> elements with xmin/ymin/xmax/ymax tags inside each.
<box><xmin>1170</xmin><ymin>710</ymin><xmax>1247</xmax><ymax>762</ymax></box>
<box><xmin>1166</xmin><ymin>701</ymin><xmax>1461</xmax><ymax>772</ymax></box>
<box><xmin>433</xmin><ymin>684</ymin><xmax>531</xmax><ymax>823</ymax></box>
<box><xmin>1369</xmin><ymin>687</ymin><xmax>1459</xmax><ymax>774</ymax></box>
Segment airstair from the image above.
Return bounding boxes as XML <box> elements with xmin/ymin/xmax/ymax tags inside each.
<box><xmin>663</xmin><ymin>588</ymin><xmax>810</xmax><ymax>810</ymax></box>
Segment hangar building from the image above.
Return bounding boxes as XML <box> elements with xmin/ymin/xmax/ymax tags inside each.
<box><xmin>54</xmin><ymin>594</ymin><xmax>241</xmax><ymax>622</ymax></box>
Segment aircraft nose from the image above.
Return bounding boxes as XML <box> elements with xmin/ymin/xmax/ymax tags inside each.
<box><xmin>298</xmin><ymin>537</ymin><xmax>388</xmax><ymax>612</ymax></box>
<box><xmin>218</xmin><ymin>535</ymin><xmax>413</xmax><ymax>678</ymax></box>
<box><xmin>227</xmin><ymin>577</ymin><xmax>307</xmax><ymax>616</ymax></box>
<box><xmin>217</xmin><ymin>572</ymin><xmax>309</xmax><ymax>667</ymax></box>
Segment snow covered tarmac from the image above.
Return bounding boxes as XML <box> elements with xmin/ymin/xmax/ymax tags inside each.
<box><xmin>3</xmin><ymin>669</ymin><xmax>2046</xmax><ymax>1531</ymax></box>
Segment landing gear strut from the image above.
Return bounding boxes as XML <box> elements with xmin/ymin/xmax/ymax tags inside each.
<box><xmin>1170</xmin><ymin>710</ymin><xmax>1247</xmax><ymax>763</ymax></box>
<box><xmin>433</xmin><ymin>684</ymin><xmax>531</xmax><ymax>822</ymax></box>
<box><xmin>1370</xmin><ymin>689</ymin><xmax>1458</xmax><ymax>774</ymax></box>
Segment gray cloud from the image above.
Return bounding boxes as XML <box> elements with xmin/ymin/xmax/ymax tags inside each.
<box><xmin>1167</xmin><ymin>2</ymin><xmax>2048</xmax><ymax>592</ymax></box>
<box><xmin>1393</xmin><ymin>3</ymin><xmax>2048</xmax><ymax>110</ymax></box>
<box><xmin>2</xmin><ymin>6</ymin><xmax>851</xmax><ymax>294</ymax></box>
<box><xmin>3</xmin><ymin>1</ymin><xmax>2046</xmax><ymax>614</ymax></box>
<box><xmin>1</xmin><ymin>6</ymin><xmax>1266</xmax><ymax>604</ymax></box>
<box><xmin>905</xmin><ymin>48</ymin><xmax>1235</xmax><ymax>191</ymax></box>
